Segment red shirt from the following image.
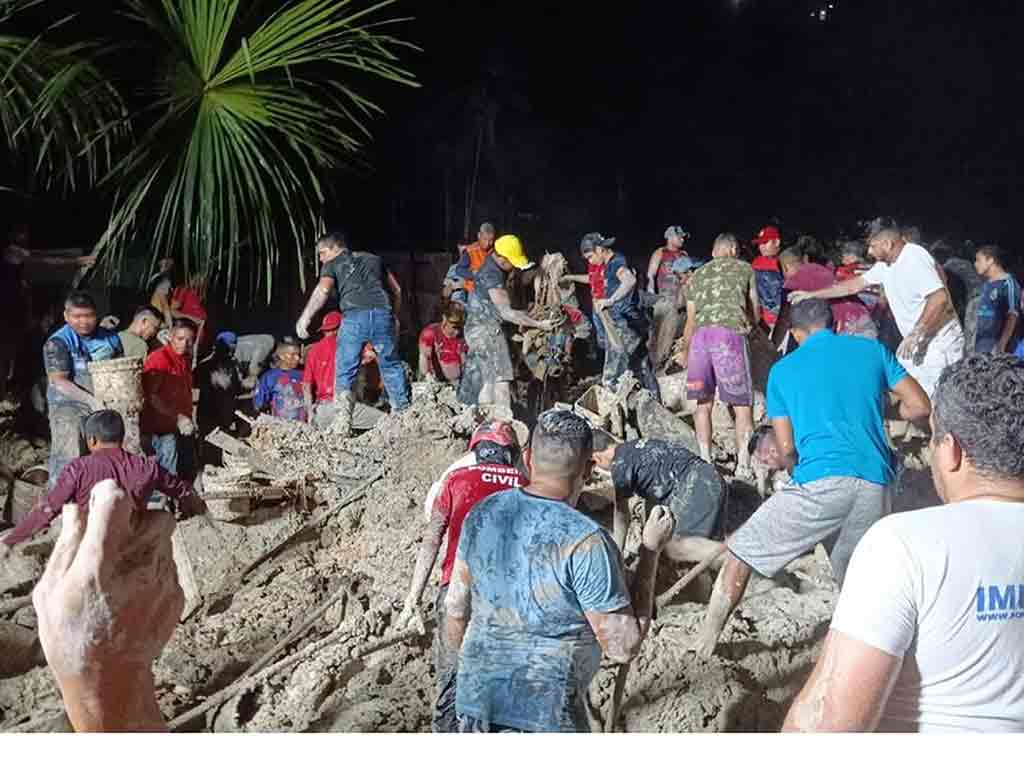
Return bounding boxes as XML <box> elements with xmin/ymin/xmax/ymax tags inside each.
<box><xmin>587</xmin><ymin>262</ymin><xmax>607</xmax><ymax>300</ymax></box>
<box><xmin>302</xmin><ymin>333</ymin><xmax>337</xmax><ymax>402</ymax></box>
<box><xmin>784</xmin><ymin>263</ymin><xmax>872</xmax><ymax>332</ymax></box>
<box><xmin>142</xmin><ymin>345</ymin><xmax>193</xmax><ymax>434</ymax></box>
<box><xmin>1</xmin><ymin>447</ymin><xmax>194</xmax><ymax>547</ymax></box>
<box><xmin>418</xmin><ymin>323</ymin><xmax>468</xmax><ymax>382</ymax></box>
<box><xmin>433</xmin><ymin>463</ymin><xmax>526</xmax><ymax>585</ymax></box>
<box><xmin>171</xmin><ymin>287</ymin><xmax>208</xmax><ymax>344</ymax></box>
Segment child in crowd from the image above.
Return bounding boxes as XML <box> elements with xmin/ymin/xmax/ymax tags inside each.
<box><xmin>254</xmin><ymin>336</ymin><xmax>306</xmax><ymax>421</ymax></box>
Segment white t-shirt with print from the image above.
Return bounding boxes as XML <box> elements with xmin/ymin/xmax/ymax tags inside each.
<box><xmin>831</xmin><ymin>499</ymin><xmax>1024</xmax><ymax>732</ymax></box>
<box><xmin>861</xmin><ymin>243</ymin><xmax>945</xmax><ymax>337</ymax></box>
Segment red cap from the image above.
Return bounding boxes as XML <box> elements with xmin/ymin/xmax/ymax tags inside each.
<box><xmin>319</xmin><ymin>311</ymin><xmax>342</xmax><ymax>332</ymax></box>
<box><xmin>469</xmin><ymin>420</ymin><xmax>519</xmax><ymax>450</ymax></box>
<box><xmin>752</xmin><ymin>225</ymin><xmax>781</xmax><ymax>245</ymax></box>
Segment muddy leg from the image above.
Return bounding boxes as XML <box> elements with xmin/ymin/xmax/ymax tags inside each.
<box><xmin>694</xmin><ymin>399</ymin><xmax>714</xmax><ymax>462</ymax></box>
<box><xmin>664</xmin><ymin>536</ymin><xmax>726</xmax><ymax>568</ymax></box>
<box><xmin>734</xmin><ymin>405</ymin><xmax>754</xmax><ymax>477</ymax></box>
<box><xmin>694</xmin><ymin>551</ymin><xmax>751</xmax><ymax>658</ymax></box>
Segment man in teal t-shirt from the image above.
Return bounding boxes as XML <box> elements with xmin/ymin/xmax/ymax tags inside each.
<box><xmin>694</xmin><ymin>298</ymin><xmax>932</xmax><ymax>658</ymax></box>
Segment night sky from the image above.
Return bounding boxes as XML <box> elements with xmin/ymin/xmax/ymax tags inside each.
<box><xmin>6</xmin><ymin>0</ymin><xmax>1023</xmax><ymax>276</ymax></box>
<box><xmin>341</xmin><ymin>0</ymin><xmax>1023</xmax><ymax>268</ymax></box>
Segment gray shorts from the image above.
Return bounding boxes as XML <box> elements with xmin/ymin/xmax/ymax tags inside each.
<box><xmin>464</xmin><ymin>323</ymin><xmax>514</xmax><ymax>383</ymax></box>
<box><xmin>727</xmin><ymin>476</ymin><xmax>892</xmax><ymax>585</ymax></box>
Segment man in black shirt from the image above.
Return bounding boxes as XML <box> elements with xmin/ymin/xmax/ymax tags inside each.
<box><xmin>295</xmin><ymin>231</ymin><xmax>408</xmax><ymax>435</ymax></box>
<box><xmin>461</xmin><ymin>234</ymin><xmax>557</xmax><ymax>419</ymax></box>
<box><xmin>592</xmin><ymin>431</ymin><xmax>725</xmax><ymax>565</ymax></box>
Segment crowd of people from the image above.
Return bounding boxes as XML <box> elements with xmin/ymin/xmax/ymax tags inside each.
<box><xmin>1</xmin><ymin>217</ymin><xmax>1023</xmax><ymax>733</ymax></box>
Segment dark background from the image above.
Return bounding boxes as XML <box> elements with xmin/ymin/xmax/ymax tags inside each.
<box><xmin>5</xmin><ymin>0</ymin><xmax>1023</xmax><ymax>302</ymax></box>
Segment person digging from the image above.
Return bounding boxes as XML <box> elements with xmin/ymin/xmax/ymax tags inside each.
<box><xmin>591</xmin><ymin>431</ymin><xmax>726</xmax><ymax>566</ymax></box>
<box><xmin>393</xmin><ymin>421</ymin><xmax>525</xmax><ymax>732</ymax></box>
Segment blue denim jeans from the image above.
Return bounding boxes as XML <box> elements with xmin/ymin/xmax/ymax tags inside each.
<box><xmin>335</xmin><ymin>308</ymin><xmax>409</xmax><ymax>411</ymax></box>
<box><xmin>147</xmin><ymin>433</ymin><xmax>178</xmax><ymax>504</ymax></box>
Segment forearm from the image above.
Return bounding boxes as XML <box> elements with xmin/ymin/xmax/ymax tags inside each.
<box><xmin>297</xmin><ymin>286</ymin><xmax>330</xmax><ymax>328</ymax></box>
<box><xmin>998</xmin><ymin>315</ymin><xmax>1019</xmax><ymax>351</ymax></box>
<box><xmin>418</xmin><ymin>350</ymin><xmax>435</xmax><ymax>379</ymax></box>
<box><xmin>606</xmin><ymin>278</ymin><xmax>633</xmax><ymax>305</ymax></box>
<box><xmin>498</xmin><ymin>304</ymin><xmax>545</xmax><ymax>329</ymax></box>
<box><xmin>629</xmin><ymin>546</ymin><xmax>661</xmax><ymax>639</ymax></box>
<box><xmin>445</xmin><ymin>614</ymin><xmax>469</xmax><ymax>650</ymax></box>
<box><xmin>51</xmin><ymin>378</ymin><xmax>99</xmax><ymax>408</ymax></box>
<box><xmin>406</xmin><ymin>517</ymin><xmax>446</xmax><ymax>606</ymax></box>
<box><xmin>612</xmin><ymin>494</ymin><xmax>630</xmax><ymax>552</ymax></box>
<box><xmin>302</xmin><ymin>384</ymin><xmax>313</xmax><ymax>421</ymax></box>
<box><xmin>910</xmin><ymin>292</ymin><xmax>952</xmax><ymax>339</ymax></box>
<box><xmin>60</xmin><ymin>666</ymin><xmax>166</xmax><ymax>732</ymax></box>
<box><xmin>1</xmin><ymin>499</ymin><xmax>60</xmax><ymax>547</ymax></box>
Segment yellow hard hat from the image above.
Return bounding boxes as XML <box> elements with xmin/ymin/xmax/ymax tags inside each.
<box><xmin>494</xmin><ymin>234</ymin><xmax>532</xmax><ymax>270</ymax></box>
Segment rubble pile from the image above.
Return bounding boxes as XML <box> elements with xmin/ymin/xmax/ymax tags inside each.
<box><xmin>0</xmin><ymin>382</ymin><xmax>943</xmax><ymax>733</ymax></box>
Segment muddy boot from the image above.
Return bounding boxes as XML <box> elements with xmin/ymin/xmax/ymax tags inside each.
<box><xmin>331</xmin><ymin>390</ymin><xmax>354</xmax><ymax>437</ymax></box>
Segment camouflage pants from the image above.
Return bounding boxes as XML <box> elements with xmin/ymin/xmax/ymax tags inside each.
<box><xmin>47</xmin><ymin>404</ymin><xmax>87</xmax><ymax>489</ymax></box>
<box><xmin>603</xmin><ymin>319</ymin><xmax>661</xmax><ymax>399</ymax></box>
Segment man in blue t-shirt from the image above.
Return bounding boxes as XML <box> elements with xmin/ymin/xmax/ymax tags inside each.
<box><xmin>584</xmin><ymin>232</ymin><xmax>660</xmax><ymax>399</ymax></box>
<box><xmin>43</xmin><ymin>291</ymin><xmax>124</xmax><ymax>486</ymax></box>
<box><xmin>445</xmin><ymin>410</ymin><xmax>675</xmax><ymax>732</ymax></box>
<box><xmin>973</xmin><ymin>244</ymin><xmax>1021</xmax><ymax>355</ymax></box>
<box><xmin>694</xmin><ymin>298</ymin><xmax>931</xmax><ymax>658</ymax></box>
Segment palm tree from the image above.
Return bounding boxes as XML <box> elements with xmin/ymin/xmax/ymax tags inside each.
<box><xmin>0</xmin><ymin>0</ymin><xmax>127</xmax><ymax>193</ymax></box>
<box><xmin>95</xmin><ymin>0</ymin><xmax>419</xmax><ymax>303</ymax></box>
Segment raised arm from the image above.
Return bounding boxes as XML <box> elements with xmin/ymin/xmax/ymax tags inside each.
<box><xmin>791</xmin><ymin>276</ymin><xmax>866</xmax><ymax>304</ymax></box>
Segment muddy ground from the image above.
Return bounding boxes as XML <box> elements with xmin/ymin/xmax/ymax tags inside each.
<box><xmin>0</xmin><ymin>387</ymin><xmax>941</xmax><ymax>733</ymax></box>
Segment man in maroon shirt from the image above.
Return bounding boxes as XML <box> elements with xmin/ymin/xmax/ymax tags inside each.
<box><xmin>0</xmin><ymin>410</ymin><xmax>200</xmax><ymax>555</ymax></box>
<box><xmin>779</xmin><ymin>249</ymin><xmax>877</xmax><ymax>341</ymax></box>
<box><xmin>142</xmin><ymin>319</ymin><xmax>197</xmax><ymax>480</ymax></box>
<box><xmin>394</xmin><ymin>421</ymin><xmax>525</xmax><ymax>732</ymax></box>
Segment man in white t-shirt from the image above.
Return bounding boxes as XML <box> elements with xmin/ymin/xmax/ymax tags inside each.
<box><xmin>791</xmin><ymin>228</ymin><xmax>963</xmax><ymax>396</ymax></box>
<box><xmin>783</xmin><ymin>354</ymin><xmax>1024</xmax><ymax>732</ymax></box>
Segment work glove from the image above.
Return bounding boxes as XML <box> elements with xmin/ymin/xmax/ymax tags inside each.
<box><xmin>176</xmin><ymin>415</ymin><xmax>196</xmax><ymax>436</ymax></box>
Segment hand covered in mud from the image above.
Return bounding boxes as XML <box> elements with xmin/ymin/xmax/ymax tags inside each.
<box><xmin>33</xmin><ymin>480</ymin><xmax>182</xmax><ymax>731</ymax></box>
<box><xmin>395</xmin><ymin>601</ymin><xmax>427</xmax><ymax>636</ymax></box>
<box><xmin>896</xmin><ymin>329</ymin><xmax>927</xmax><ymax>365</ymax></box>
<box><xmin>295</xmin><ymin>318</ymin><xmax>310</xmax><ymax>340</ymax></box>
<box><xmin>0</xmin><ymin>541</ymin><xmax>11</xmax><ymax>560</ymax></box>
<box><xmin>641</xmin><ymin>505</ymin><xmax>675</xmax><ymax>552</ymax></box>
<box><xmin>537</xmin><ymin>318</ymin><xmax>560</xmax><ymax>332</ymax></box>
<box><xmin>788</xmin><ymin>291</ymin><xmax>811</xmax><ymax>305</ymax></box>
<box><xmin>593</xmin><ymin>299</ymin><xmax>610</xmax><ymax>312</ymax></box>
<box><xmin>176</xmin><ymin>414</ymin><xmax>195</xmax><ymax>436</ymax></box>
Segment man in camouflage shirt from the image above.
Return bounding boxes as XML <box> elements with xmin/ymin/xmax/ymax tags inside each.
<box><xmin>675</xmin><ymin>233</ymin><xmax>759</xmax><ymax>478</ymax></box>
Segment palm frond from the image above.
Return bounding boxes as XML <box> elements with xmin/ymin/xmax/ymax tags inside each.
<box><xmin>0</xmin><ymin>2</ymin><xmax>128</xmax><ymax>191</ymax></box>
<box><xmin>97</xmin><ymin>0</ymin><xmax>419</xmax><ymax>304</ymax></box>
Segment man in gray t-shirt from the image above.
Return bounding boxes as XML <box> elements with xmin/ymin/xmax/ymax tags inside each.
<box><xmin>295</xmin><ymin>231</ymin><xmax>408</xmax><ymax>436</ymax></box>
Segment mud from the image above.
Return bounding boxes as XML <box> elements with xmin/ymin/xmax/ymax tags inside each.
<box><xmin>0</xmin><ymin>381</ymin><xmax>943</xmax><ymax>733</ymax></box>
